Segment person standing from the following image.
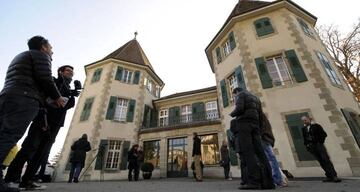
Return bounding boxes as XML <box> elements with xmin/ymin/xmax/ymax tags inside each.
<box><xmin>127</xmin><ymin>144</ymin><xmax>139</xmax><ymax>181</ymax></box>
<box><xmin>5</xmin><ymin>65</ymin><xmax>77</xmax><ymax>189</ymax></box>
<box><xmin>137</xmin><ymin>146</ymin><xmax>144</xmax><ymax>177</ymax></box>
<box><xmin>301</xmin><ymin>116</ymin><xmax>341</xmax><ymax>183</ymax></box>
<box><xmin>220</xmin><ymin>140</ymin><xmax>231</xmax><ymax>180</ymax></box>
<box><xmin>230</xmin><ymin>87</ymin><xmax>274</xmax><ymax>190</ymax></box>
<box><xmin>0</xmin><ymin>36</ymin><xmax>65</xmax><ymax>192</ymax></box>
<box><xmin>192</xmin><ymin>132</ymin><xmax>202</xmax><ymax>182</ymax></box>
<box><xmin>68</xmin><ymin>134</ymin><xmax>91</xmax><ymax>183</ymax></box>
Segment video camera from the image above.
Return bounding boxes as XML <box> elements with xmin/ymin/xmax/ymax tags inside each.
<box><xmin>69</xmin><ymin>80</ymin><xmax>82</xmax><ymax>97</ymax></box>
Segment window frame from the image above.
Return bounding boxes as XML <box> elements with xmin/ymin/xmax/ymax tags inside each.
<box><xmin>143</xmin><ymin>140</ymin><xmax>160</xmax><ymax>168</ymax></box>
<box><xmin>227</xmin><ymin>73</ymin><xmax>237</xmax><ymax>103</ymax></box>
<box><xmin>91</xmin><ymin>68</ymin><xmax>102</xmax><ymax>83</ymax></box>
<box><xmin>297</xmin><ymin>18</ymin><xmax>314</xmax><ymax>37</ymax></box>
<box><xmin>159</xmin><ymin>109</ymin><xmax>169</xmax><ymax>126</ymax></box>
<box><xmin>80</xmin><ymin>97</ymin><xmax>95</xmax><ymax>121</ymax></box>
<box><xmin>113</xmin><ymin>98</ymin><xmax>129</xmax><ymax>122</ymax></box>
<box><xmin>105</xmin><ymin>140</ymin><xmax>122</xmax><ymax>170</ymax></box>
<box><xmin>198</xmin><ymin>133</ymin><xmax>220</xmax><ymax>166</ymax></box>
<box><xmin>181</xmin><ymin>105</ymin><xmax>192</xmax><ymax>123</ymax></box>
<box><xmin>316</xmin><ymin>51</ymin><xmax>342</xmax><ymax>86</ymax></box>
<box><xmin>265</xmin><ymin>55</ymin><xmax>293</xmax><ymax>86</ymax></box>
<box><xmin>205</xmin><ymin>101</ymin><xmax>219</xmax><ymax>120</ymax></box>
<box><xmin>122</xmin><ymin>69</ymin><xmax>133</xmax><ymax>84</ymax></box>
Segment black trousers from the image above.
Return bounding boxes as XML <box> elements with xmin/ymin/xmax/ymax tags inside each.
<box><xmin>235</xmin><ymin>121</ymin><xmax>273</xmax><ymax>186</ymax></box>
<box><xmin>310</xmin><ymin>143</ymin><xmax>337</xmax><ymax>178</ymax></box>
<box><xmin>5</xmin><ymin>117</ymin><xmax>61</xmax><ymax>183</ymax></box>
<box><xmin>0</xmin><ymin>95</ymin><xmax>39</xmax><ymax>180</ymax></box>
<box><xmin>223</xmin><ymin>163</ymin><xmax>230</xmax><ymax>179</ymax></box>
<box><xmin>128</xmin><ymin>166</ymin><xmax>139</xmax><ymax>181</ymax></box>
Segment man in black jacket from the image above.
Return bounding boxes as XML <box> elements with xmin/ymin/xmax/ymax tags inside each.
<box><xmin>230</xmin><ymin>87</ymin><xmax>274</xmax><ymax>190</ymax></box>
<box><xmin>192</xmin><ymin>132</ymin><xmax>202</xmax><ymax>182</ymax></box>
<box><xmin>5</xmin><ymin>65</ymin><xmax>78</xmax><ymax>189</ymax></box>
<box><xmin>301</xmin><ymin>116</ymin><xmax>341</xmax><ymax>182</ymax></box>
<box><xmin>68</xmin><ymin>134</ymin><xmax>91</xmax><ymax>183</ymax></box>
<box><xmin>0</xmin><ymin>36</ymin><xmax>65</xmax><ymax>192</ymax></box>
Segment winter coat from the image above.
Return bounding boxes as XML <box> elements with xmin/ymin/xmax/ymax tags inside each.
<box><xmin>0</xmin><ymin>50</ymin><xmax>60</xmax><ymax>102</ymax></box>
<box><xmin>192</xmin><ymin>136</ymin><xmax>201</xmax><ymax>156</ymax></box>
<box><xmin>260</xmin><ymin>113</ymin><xmax>275</xmax><ymax>147</ymax></box>
<box><xmin>70</xmin><ymin>138</ymin><xmax>91</xmax><ymax>166</ymax></box>
<box><xmin>220</xmin><ymin>145</ymin><xmax>230</xmax><ymax>165</ymax></box>
<box><xmin>230</xmin><ymin>89</ymin><xmax>261</xmax><ymax>124</ymax></box>
<box><xmin>127</xmin><ymin>148</ymin><xmax>138</xmax><ymax>169</ymax></box>
<box><xmin>302</xmin><ymin>123</ymin><xmax>327</xmax><ymax>147</ymax></box>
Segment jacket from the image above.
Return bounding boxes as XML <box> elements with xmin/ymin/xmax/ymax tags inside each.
<box><xmin>302</xmin><ymin>123</ymin><xmax>327</xmax><ymax>146</ymax></box>
<box><xmin>46</xmin><ymin>76</ymin><xmax>75</xmax><ymax>127</ymax></box>
<box><xmin>0</xmin><ymin>50</ymin><xmax>60</xmax><ymax>102</ymax></box>
<box><xmin>230</xmin><ymin>89</ymin><xmax>261</xmax><ymax>123</ymax></box>
<box><xmin>70</xmin><ymin>138</ymin><xmax>91</xmax><ymax>166</ymax></box>
<box><xmin>220</xmin><ymin>145</ymin><xmax>230</xmax><ymax>165</ymax></box>
<box><xmin>192</xmin><ymin>136</ymin><xmax>201</xmax><ymax>156</ymax></box>
<box><xmin>260</xmin><ymin>113</ymin><xmax>275</xmax><ymax>147</ymax></box>
<box><xmin>127</xmin><ymin>148</ymin><xmax>138</xmax><ymax>169</ymax></box>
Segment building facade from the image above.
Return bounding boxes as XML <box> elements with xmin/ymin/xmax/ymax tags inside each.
<box><xmin>56</xmin><ymin>0</ymin><xmax>360</xmax><ymax>181</ymax></box>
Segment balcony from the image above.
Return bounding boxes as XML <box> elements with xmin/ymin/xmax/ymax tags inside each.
<box><xmin>141</xmin><ymin>110</ymin><xmax>221</xmax><ymax>132</ymax></box>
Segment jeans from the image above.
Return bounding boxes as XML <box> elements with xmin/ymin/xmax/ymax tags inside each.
<box><xmin>0</xmin><ymin>95</ymin><xmax>39</xmax><ymax>179</ymax></box>
<box><xmin>223</xmin><ymin>163</ymin><xmax>230</xmax><ymax>179</ymax></box>
<box><xmin>69</xmin><ymin>163</ymin><xmax>83</xmax><ymax>182</ymax></box>
<box><xmin>261</xmin><ymin>142</ymin><xmax>282</xmax><ymax>186</ymax></box>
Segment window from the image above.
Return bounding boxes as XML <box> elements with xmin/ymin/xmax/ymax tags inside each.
<box><xmin>206</xmin><ymin>101</ymin><xmax>218</xmax><ymax>120</ymax></box>
<box><xmin>105</xmin><ymin>140</ymin><xmax>122</xmax><ymax>169</ymax></box>
<box><xmin>80</xmin><ymin>97</ymin><xmax>94</xmax><ymax>121</ymax></box>
<box><xmin>155</xmin><ymin>85</ymin><xmax>161</xmax><ymax>98</ymax></box>
<box><xmin>181</xmin><ymin>105</ymin><xmax>192</xmax><ymax>123</ymax></box>
<box><xmin>297</xmin><ymin>18</ymin><xmax>313</xmax><ymax>37</ymax></box>
<box><xmin>227</xmin><ymin>74</ymin><xmax>238</xmax><ymax>102</ymax></box>
<box><xmin>91</xmin><ymin>68</ymin><xmax>102</xmax><ymax>83</ymax></box>
<box><xmin>113</xmin><ymin>98</ymin><xmax>129</xmax><ymax>121</ymax></box>
<box><xmin>222</xmin><ymin>41</ymin><xmax>232</xmax><ymax>56</ymax></box>
<box><xmin>254</xmin><ymin>17</ymin><xmax>274</xmax><ymax>37</ymax></box>
<box><xmin>122</xmin><ymin>70</ymin><xmax>133</xmax><ymax>83</ymax></box>
<box><xmin>146</xmin><ymin>79</ymin><xmax>153</xmax><ymax>93</ymax></box>
<box><xmin>143</xmin><ymin>140</ymin><xmax>160</xmax><ymax>168</ymax></box>
<box><xmin>199</xmin><ymin>134</ymin><xmax>220</xmax><ymax>165</ymax></box>
<box><xmin>159</xmin><ymin>109</ymin><xmax>169</xmax><ymax>126</ymax></box>
<box><xmin>266</xmin><ymin>56</ymin><xmax>292</xmax><ymax>86</ymax></box>
<box><xmin>316</xmin><ymin>52</ymin><xmax>341</xmax><ymax>85</ymax></box>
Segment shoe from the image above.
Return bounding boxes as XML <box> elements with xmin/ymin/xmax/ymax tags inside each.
<box><xmin>19</xmin><ymin>181</ymin><xmax>46</xmax><ymax>190</ymax></box>
<box><xmin>227</xmin><ymin>178</ymin><xmax>233</xmax><ymax>181</ymax></box>
<box><xmin>323</xmin><ymin>177</ymin><xmax>342</xmax><ymax>183</ymax></box>
<box><xmin>238</xmin><ymin>184</ymin><xmax>260</xmax><ymax>190</ymax></box>
<box><xmin>73</xmin><ymin>178</ymin><xmax>79</xmax><ymax>183</ymax></box>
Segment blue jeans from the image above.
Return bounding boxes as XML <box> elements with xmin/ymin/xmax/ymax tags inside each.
<box><xmin>262</xmin><ymin>142</ymin><xmax>282</xmax><ymax>186</ymax></box>
<box><xmin>0</xmin><ymin>95</ymin><xmax>39</xmax><ymax>179</ymax></box>
<box><xmin>69</xmin><ymin>163</ymin><xmax>83</xmax><ymax>182</ymax></box>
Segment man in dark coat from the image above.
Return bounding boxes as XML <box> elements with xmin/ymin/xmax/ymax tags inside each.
<box><xmin>0</xmin><ymin>36</ymin><xmax>65</xmax><ymax>192</ymax></box>
<box><xmin>192</xmin><ymin>132</ymin><xmax>202</xmax><ymax>182</ymax></box>
<box><xmin>68</xmin><ymin>134</ymin><xmax>91</xmax><ymax>183</ymax></box>
<box><xmin>220</xmin><ymin>140</ymin><xmax>231</xmax><ymax>180</ymax></box>
<box><xmin>301</xmin><ymin>116</ymin><xmax>341</xmax><ymax>182</ymax></box>
<box><xmin>230</xmin><ymin>87</ymin><xmax>274</xmax><ymax>190</ymax></box>
<box><xmin>5</xmin><ymin>65</ymin><xmax>77</xmax><ymax>189</ymax></box>
<box><xmin>127</xmin><ymin>144</ymin><xmax>139</xmax><ymax>181</ymax></box>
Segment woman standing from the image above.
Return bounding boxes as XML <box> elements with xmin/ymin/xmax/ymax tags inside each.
<box><xmin>68</xmin><ymin>134</ymin><xmax>91</xmax><ymax>183</ymax></box>
<box><xmin>128</xmin><ymin>144</ymin><xmax>139</xmax><ymax>181</ymax></box>
<box><xmin>220</xmin><ymin>140</ymin><xmax>232</xmax><ymax>180</ymax></box>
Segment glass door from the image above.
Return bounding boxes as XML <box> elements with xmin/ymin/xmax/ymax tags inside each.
<box><xmin>167</xmin><ymin>137</ymin><xmax>188</xmax><ymax>177</ymax></box>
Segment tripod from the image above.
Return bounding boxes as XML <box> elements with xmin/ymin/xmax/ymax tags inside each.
<box><xmin>79</xmin><ymin>144</ymin><xmax>106</xmax><ymax>181</ymax></box>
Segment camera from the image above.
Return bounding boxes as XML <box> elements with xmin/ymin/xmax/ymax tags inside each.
<box><xmin>69</xmin><ymin>80</ymin><xmax>82</xmax><ymax>97</ymax></box>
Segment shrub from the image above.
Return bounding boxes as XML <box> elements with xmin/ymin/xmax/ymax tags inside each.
<box><xmin>141</xmin><ymin>162</ymin><xmax>154</xmax><ymax>172</ymax></box>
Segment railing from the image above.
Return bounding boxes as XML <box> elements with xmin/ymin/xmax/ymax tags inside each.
<box><xmin>143</xmin><ymin>110</ymin><xmax>220</xmax><ymax>129</ymax></box>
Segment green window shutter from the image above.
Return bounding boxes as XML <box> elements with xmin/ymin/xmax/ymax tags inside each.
<box><xmin>133</xmin><ymin>70</ymin><xmax>140</xmax><ymax>84</ymax></box>
<box><xmin>254</xmin><ymin>17</ymin><xmax>274</xmax><ymax>37</ymax></box>
<box><xmin>169</xmin><ymin>106</ymin><xmax>180</xmax><ymax>125</ymax></box>
<box><xmin>95</xmin><ymin>139</ymin><xmax>108</xmax><ymax>170</ymax></box>
<box><xmin>235</xmin><ymin>65</ymin><xmax>246</xmax><ymax>90</ymax></box>
<box><xmin>216</xmin><ymin>47</ymin><xmax>222</xmax><ymax>64</ymax></box>
<box><xmin>80</xmin><ymin>98</ymin><xmax>94</xmax><ymax>121</ymax></box>
<box><xmin>285</xmin><ymin>113</ymin><xmax>315</xmax><ymax>161</ymax></box>
<box><xmin>220</xmin><ymin>79</ymin><xmax>229</xmax><ymax>108</ymax></box>
<box><xmin>150</xmin><ymin>108</ymin><xmax>158</xmax><ymax>127</ymax></box>
<box><xmin>226</xmin><ymin>130</ymin><xmax>238</xmax><ymax>166</ymax></box>
<box><xmin>285</xmin><ymin>50</ymin><xmax>308</xmax><ymax>83</ymax></box>
<box><xmin>228</xmin><ymin>31</ymin><xmax>236</xmax><ymax>50</ymax></box>
<box><xmin>105</xmin><ymin>96</ymin><xmax>117</xmax><ymax>120</ymax></box>
<box><xmin>126</xmin><ymin>99</ymin><xmax>136</xmax><ymax>122</ymax></box>
<box><xmin>341</xmin><ymin>109</ymin><xmax>360</xmax><ymax>149</ymax></box>
<box><xmin>255</xmin><ymin>57</ymin><xmax>273</xmax><ymax>89</ymax></box>
<box><xmin>120</xmin><ymin>141</ymin><xmax>131</xmax><ymax>170</ymax></box>
<box><xmin>115</xmin><ymin>66</ymin><xmax>123</xmax><ymax>81</ymax></box>
<box><xmin>192</xmin><ymin>102</ymin><xmax>205</xmax><ymax>122</ymax></box>
<box><xmin>142</xmin><ymin>105</ymin><xmax>151</xmax><ymax>127</ymax></box>
<box><xmin>91</xmin><ymin>68</ymin><xmax>102</xmax><ymax>83</ymax></box>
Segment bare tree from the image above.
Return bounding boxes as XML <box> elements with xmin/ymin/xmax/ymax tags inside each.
<box><xmin>318</xmin><ymin>19</ymin><xmax>360</xmax><ymax>102</ymax></box>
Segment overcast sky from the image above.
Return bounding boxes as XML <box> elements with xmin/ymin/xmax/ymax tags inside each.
<box><xmin>0</xmin><ymin>0</ymin><xmax>359</xmax><ymax>162</ymax></box>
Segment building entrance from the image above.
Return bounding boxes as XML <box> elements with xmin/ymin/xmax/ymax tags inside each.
<box><xmin>167</xmin><ymin>137</ymin><xmax>188</xmax><ymax>177</ymax></box>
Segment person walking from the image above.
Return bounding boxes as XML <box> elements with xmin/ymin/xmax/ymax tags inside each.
<box><xmin>68</xmin><ymin>134</ymin><xmax>91</xmax><ymax>183</ymax></box>
<box><xmin>127</xmin><ymin>144</ymin><xmax>139</xmax><ymax>181</ymax></box>
<box><xmin>220</xmin><ymin>140</ymin><xmax>231</xmax><ymax>180</ymax></box>
<box><xmin>192</xmin><ymin>132</ymin><xmax>202</xmax><ymax>182</ymax></box>
<box><xmin>301</xmin><ymin>116</ymin><xmax>341</xmax><ymax>183</ymax></box>
<box><xmin>230</xmin><ymin>87</ymin><xmax>274</xmax><ymax>190</ymax></box>
<box><xmin>0</xmin><ymin>36</ymin><xmax>65</xmax><ymax>192</ymax></box>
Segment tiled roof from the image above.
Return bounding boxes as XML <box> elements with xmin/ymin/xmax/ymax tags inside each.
<box><xmin>102</xmin><ymin>39</ymin><xmax>153</xmax><ymax>69</ymax></box>
<box><xmin>156</xmin><ymin>86</ymin><xmax>216</xmax><ymax>101</ymax></box>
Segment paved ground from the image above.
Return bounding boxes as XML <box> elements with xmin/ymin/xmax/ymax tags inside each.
<box><xmin>40</xmin><ymin>178</ymin><xmax>359</xmax><ymax>192</ymax></box>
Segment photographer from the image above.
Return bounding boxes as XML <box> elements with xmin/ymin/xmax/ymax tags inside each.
<box><xmin>5</xmin><ymin>65</ymin><xmax>80</xmax><ymax>190</ymax></box>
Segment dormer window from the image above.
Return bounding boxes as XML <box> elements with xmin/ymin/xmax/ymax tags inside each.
<box><xmin>254</xmin><ymin>17</ymin><xmax>274</xmax><ymax>37</ymax></box>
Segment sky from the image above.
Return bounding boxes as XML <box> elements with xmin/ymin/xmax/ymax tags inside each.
<box><xmin>0</xmin><ymin>0</ymin><xmax>359</xmax><ymax>162</ymax></box>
